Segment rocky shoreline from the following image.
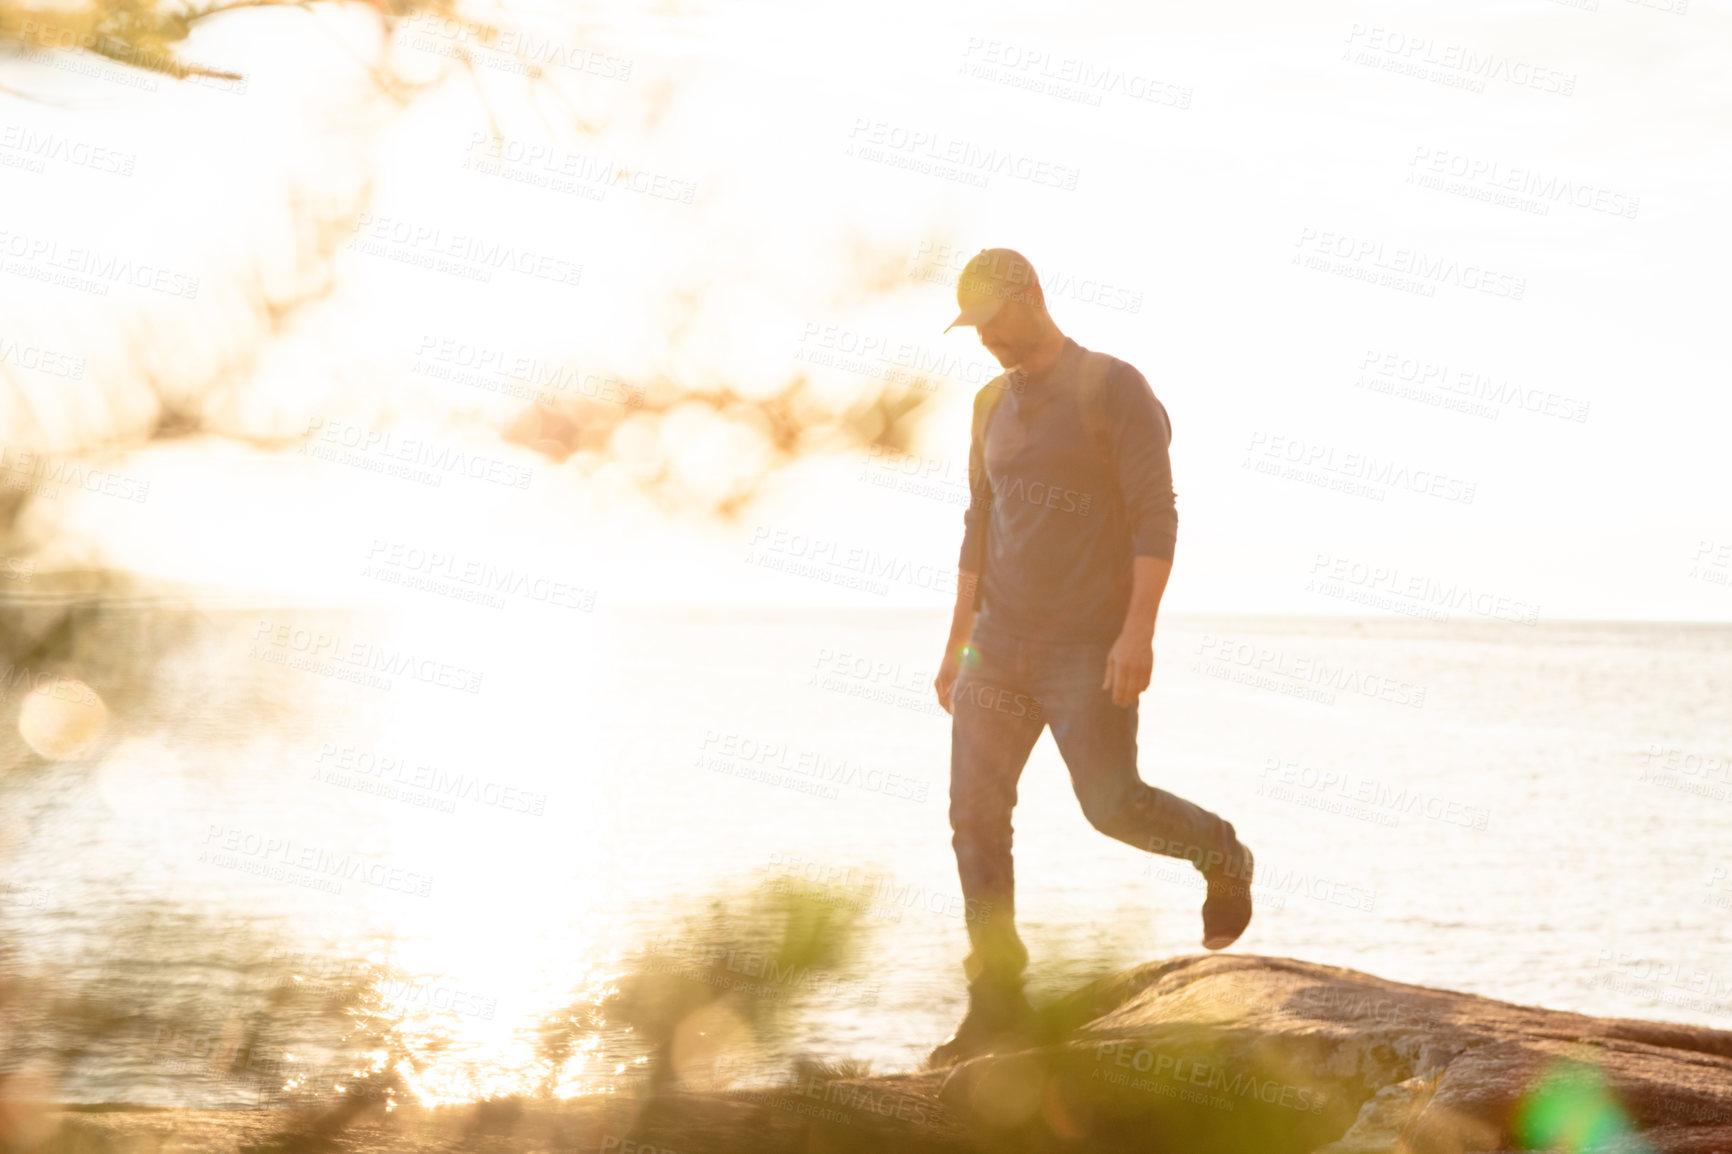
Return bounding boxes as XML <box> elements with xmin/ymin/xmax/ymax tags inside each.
<box><xmin>15</xmin><ymin>954</ymin><xmax>1732</xmax><ymax>1153</ymax></box>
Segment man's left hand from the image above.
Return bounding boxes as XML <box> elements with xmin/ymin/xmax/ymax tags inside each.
<box><xmin>1102</xmin><ymin>628</ymin><xmax>1154</xmax><ymax>708</ymax></box>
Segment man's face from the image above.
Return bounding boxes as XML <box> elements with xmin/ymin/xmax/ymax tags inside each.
<box><xmin>974</xmin><ymin>301</ymin><xmax>1041</xmax><ymax>370</ymax></box>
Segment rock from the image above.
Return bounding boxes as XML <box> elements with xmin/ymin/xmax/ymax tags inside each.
<box><xmin>936</xmin><ymin>953</ymin><xmax>1732</xmax><ymax>1152</ymax></box>
<box><xmin>18</xmin><ymin>954</ymin><xmax>1732</xmax><ymax>1153</ymax></box>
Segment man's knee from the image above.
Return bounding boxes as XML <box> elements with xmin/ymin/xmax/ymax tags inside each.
<box><xmin>950</xmin><ymin>811</ymin><xmax>1013</xmax><ymax>849</ymax></box>
<box><xmin>1077</xmin><ymin>782</ymin><xmax>1144</xmax><ymax>840</ymax></box>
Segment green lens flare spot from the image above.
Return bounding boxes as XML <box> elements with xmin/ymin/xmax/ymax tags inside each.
<box><xmin>1512</xmin><ymin>1059</ymin><xmax>1654</xmax><ymax>1154</ymax></box>
<box><xmin>958</xmin><ymin>643</ymin><xmax>980</xmax><ymax>670</ymax></box>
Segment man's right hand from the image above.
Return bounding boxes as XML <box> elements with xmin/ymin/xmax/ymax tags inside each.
<box><xmin>934</xmin><ymin>644</ymin><xmax>963</xmax><ymax>714</ymax></box>
<box><xmin>937</xmin><ymin>569</ymin><xmax>979</xmax><ymax>715</ymax></box>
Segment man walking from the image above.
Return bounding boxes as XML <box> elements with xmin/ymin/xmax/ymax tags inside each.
<box><xmin>929</xmin><ymin>248</ymin><xmax>1254</xmax><ymax>1068</ymax></box>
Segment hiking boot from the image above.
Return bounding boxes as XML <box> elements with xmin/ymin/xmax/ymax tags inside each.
<box><xmin>1201</xmin><ymin>836</ymin><xmax>1254</xmax><ymax>950</ymax></box>
<box><xmin>926</xmin><ymin>979</ymin><xmax>1036</xmax><ymax>1069</ymax></box>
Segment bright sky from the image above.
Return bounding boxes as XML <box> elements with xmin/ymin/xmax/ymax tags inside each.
<box><xmin>2</xmin><ymin>0</ymin><xmax>1728</xmax><ymax>621</ymax></box>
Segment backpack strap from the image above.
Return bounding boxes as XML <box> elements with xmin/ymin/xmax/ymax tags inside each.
<box><xmin>1075</xmin><ymin>349</ymin><xmax>1118</xmax><ymax>511</ymax></box>
<box><xmin>969</xmin><ymin>377</ymin><xmax>1011</xmax><ymax>612</ymax></box>
<box><xmin>973</xmin><ymin>374</ymin><xmax>1012</xmax><ymax>443</ymax></box>
<box><xmin>978</xmin><ymin>352</ymin><xmax>1109</xmax><ymax>447</ymax></box>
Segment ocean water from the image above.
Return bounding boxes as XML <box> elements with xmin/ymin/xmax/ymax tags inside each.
<box><xmin>2</xmin><ymin>604</ymin><xmax>1729</xmax><ymax>1107</ymax></box>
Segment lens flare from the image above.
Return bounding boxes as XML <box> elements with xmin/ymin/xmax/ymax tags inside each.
<box><xmin>1512</xmin><ymin>1059</ymin><xmax>1654</xmax><ymax>1154</ymax></box>
<box><xmin>17</xmin><ymin>678</ymin><xmax>109</xmax><ymax>760</ymax></box>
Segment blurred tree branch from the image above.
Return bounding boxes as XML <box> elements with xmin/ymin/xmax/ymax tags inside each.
<box><xmin>0</xmin><ymin>0</ymin><xmax>470</xmax><ymax>82</ymax></box>
<box><xmin>0</xmin><ymin>0</ymin><xmax>955</xmax><ymax>533</ymax></box>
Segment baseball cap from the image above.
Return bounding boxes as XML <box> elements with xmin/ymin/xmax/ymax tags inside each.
<box><xmin>944</xmin><ymin>248</ymin><xmax>1040</xmax><ymax>332</ymax></box>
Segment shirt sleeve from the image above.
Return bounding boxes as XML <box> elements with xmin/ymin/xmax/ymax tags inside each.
<box><xmin>957</xmin><ymin>383</ymin><xmax>997</xmax><ymax>572</ymax></box>
<box><xmin>1105</xmin><ymin>363</ymin><xmax>1178</xmax><ymax>563</ymax></box>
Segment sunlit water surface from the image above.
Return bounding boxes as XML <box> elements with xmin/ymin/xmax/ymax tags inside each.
<box><xmin>2</xmin><ymin>606</ymin><xmax>1729</xmax><ymax>1106</ymax></box>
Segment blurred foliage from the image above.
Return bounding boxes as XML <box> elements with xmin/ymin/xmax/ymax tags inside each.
<box><xmin>598</xmin><ymin>879</ymin><xmax>873</xmax><ymax>1094</ymax></box>
<box><xmin>0</xmin><ymin>904</ymin><xmax>367</xmax><ymax>1109</ymax></box>
<box><xmin>0</xmin><ymin>0</ymin><xmax>952</xmax><ymax>530</ymax></box>
<box><xmin>0</xmin><ymin>875</ymin><xmax>885</xmax><ymax>1122</ymax></box>
<box><xmin>503</xmin><ymin>373</ymin><xmax>938</xmax><ymax>519</ymax></box>
<box><xmin>2</xmin><ymin>0</ymin><xmax>471</xmax><ymax>84</ymax></box>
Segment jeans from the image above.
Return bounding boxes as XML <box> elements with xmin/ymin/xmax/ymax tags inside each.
<box><xmin>948</xmin><ymin>622</ymin><xmax>1234</xmax><ymax>989</ymax></box>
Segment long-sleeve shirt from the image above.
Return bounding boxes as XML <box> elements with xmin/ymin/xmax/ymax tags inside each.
<box><xmin>958</xmin><ymin>338</ymin><xmax>1178</xmax><ymax>644</ymax></box>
